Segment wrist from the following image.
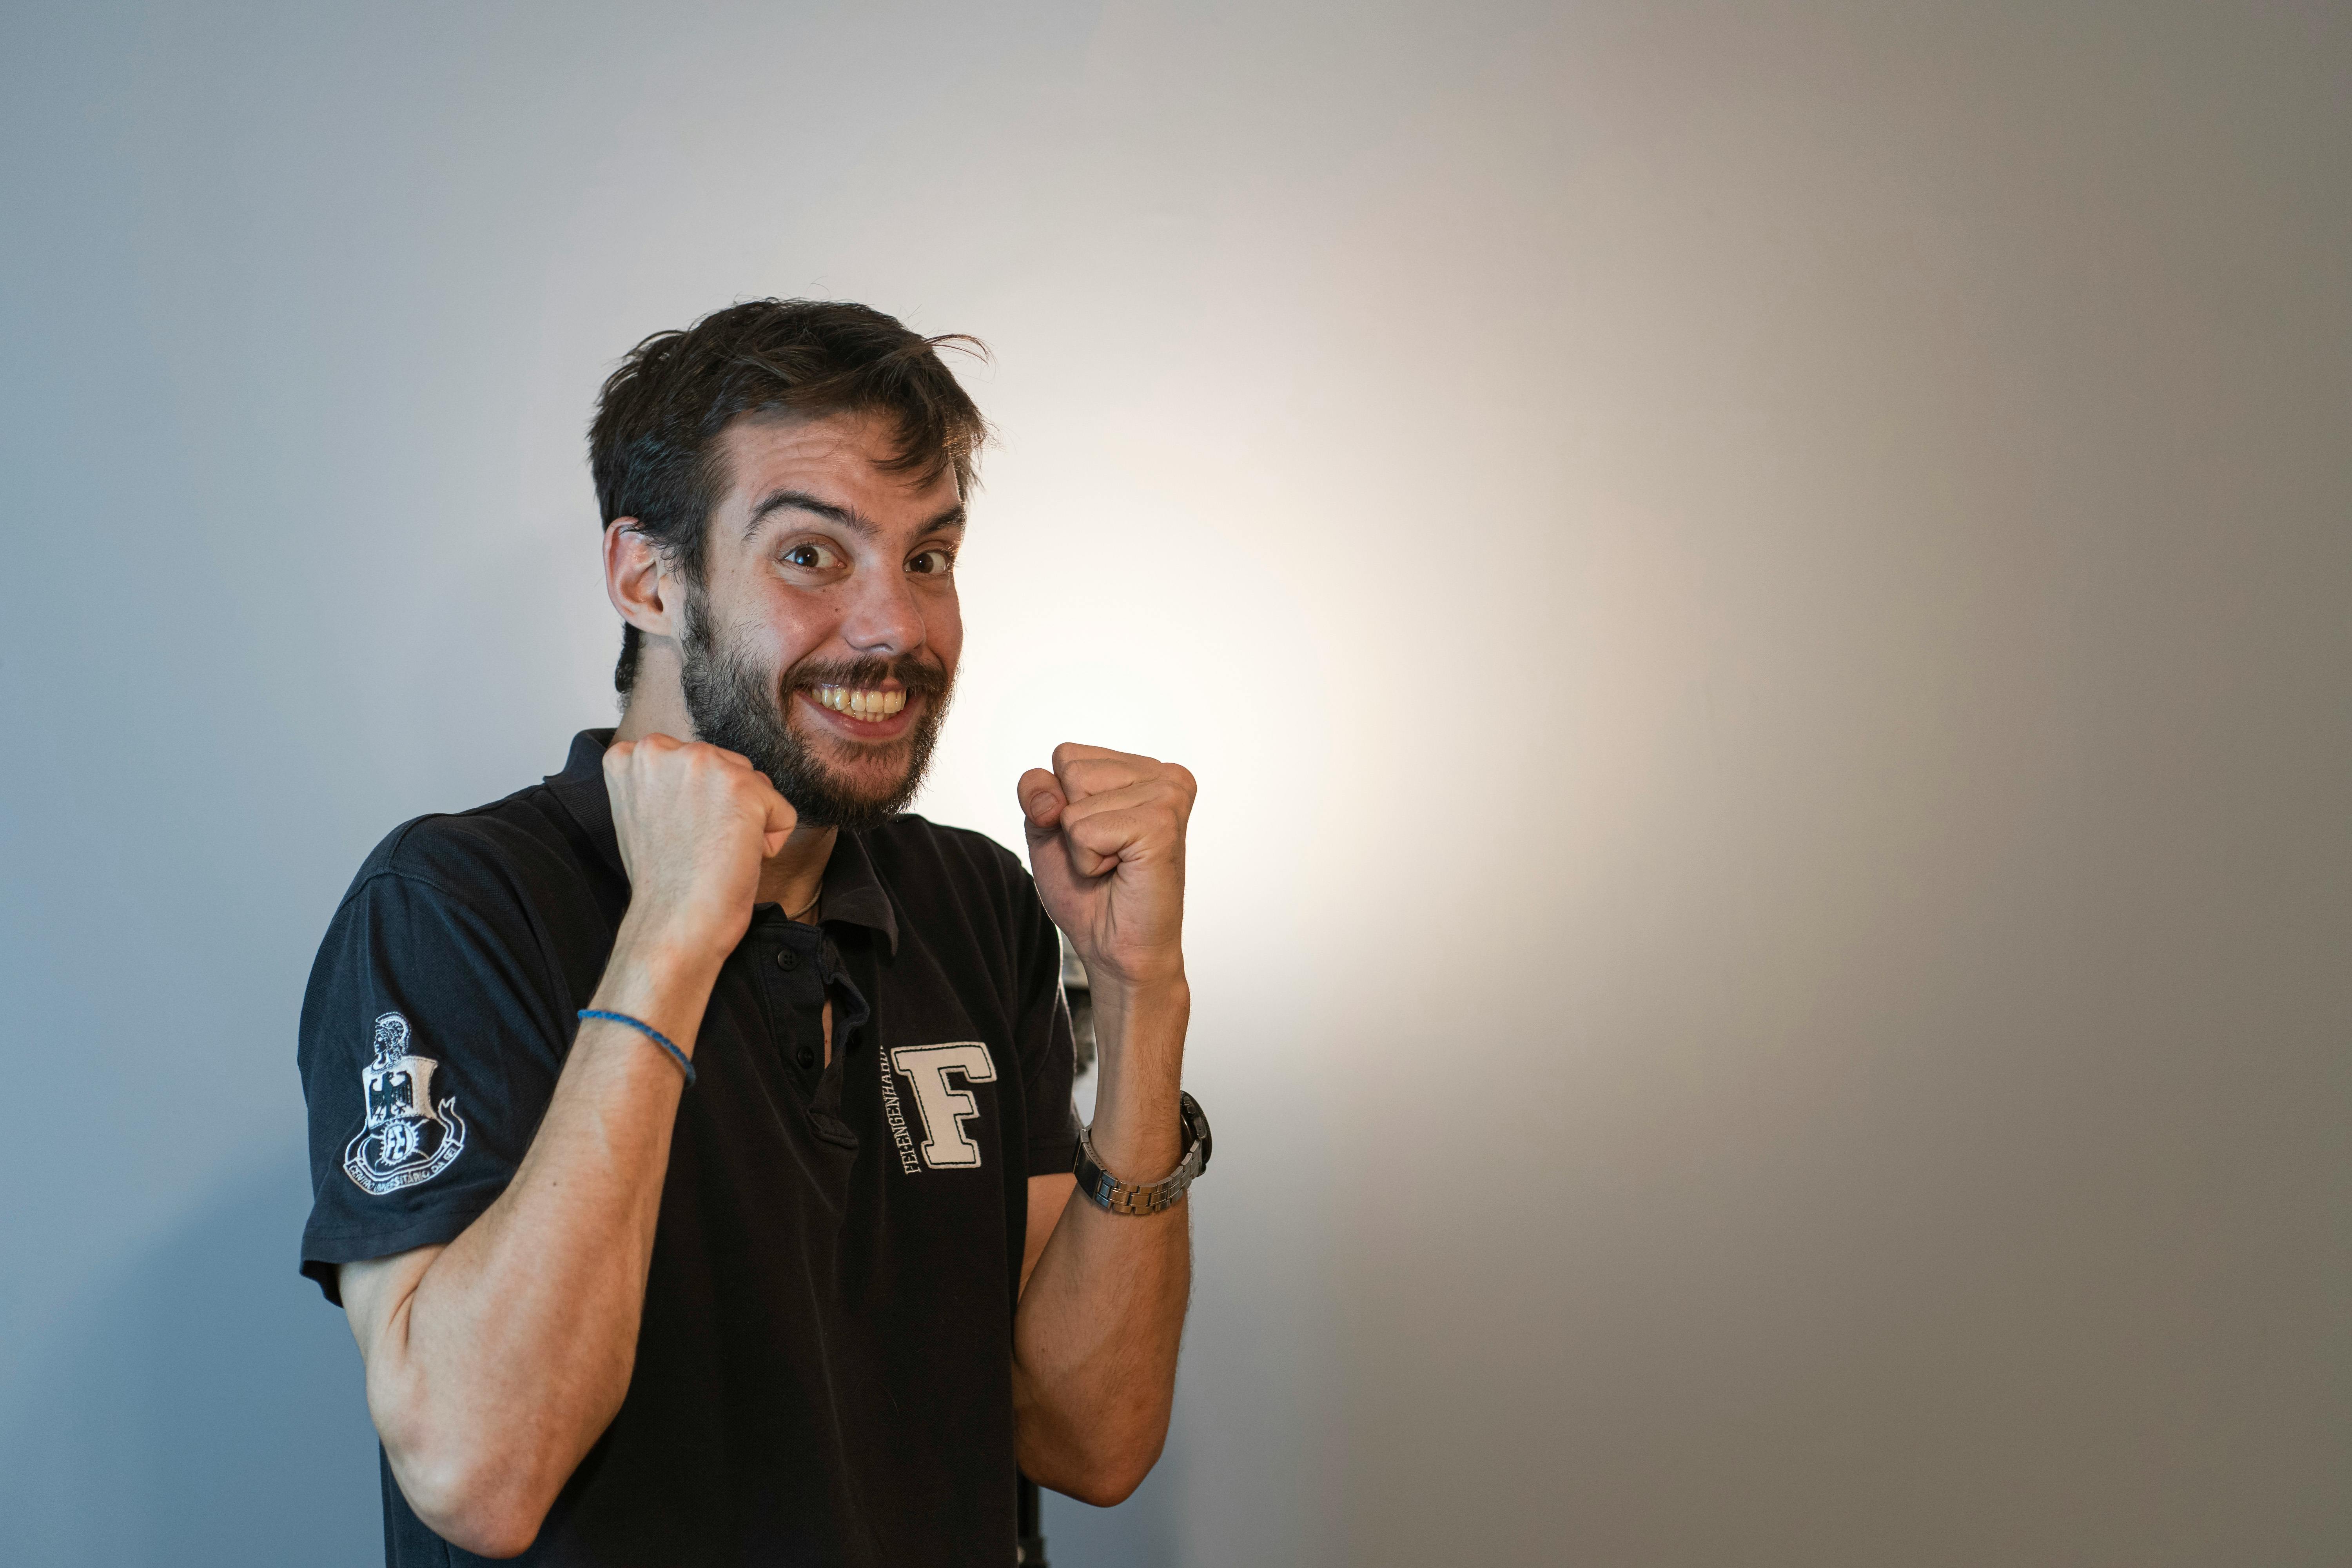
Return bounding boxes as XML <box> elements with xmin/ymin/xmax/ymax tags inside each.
<box><xmin>612</xmin><ymin>905</ymin><xmax>728</xmax><ymax>978</ymax></box>
<box><xmin>1082</xmin><ymin>980</ymin><xmax>1189</xmax><ymax>1178</ymax></box>
<box><xmin>1087</xmin><ymin>972</ymin><xmax>1189</xmax><ymax>1031</ymax></box>
<box><xmin>1087</xmin><ymin>983</ymin><xmax>1188</xmax><ymax>1101</ymax></box>
<box><xmin>597</xmin><ymin>921</ymin><xmax>726</xmax><ymax>1053</ymax></box>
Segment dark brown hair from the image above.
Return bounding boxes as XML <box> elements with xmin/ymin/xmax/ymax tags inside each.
<box><xmin>589</xmin><ymin>298</ymin><xmax>988</xmax><ymax>693</ymax></box>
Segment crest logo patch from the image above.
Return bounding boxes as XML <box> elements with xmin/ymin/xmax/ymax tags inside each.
<box><xmin>343</xmin><ymin>1011</ymin><xmax>467</xmax><ymax>1195</ymax></box>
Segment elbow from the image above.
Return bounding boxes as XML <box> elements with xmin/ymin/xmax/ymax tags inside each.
<box><xmin>1056</xmin><ymin>1458</ymin><xmax>1155</xmax><ymax>1510</ymax></box>
<box><xmin>381</xmin><ymin>1429</ymin><xmax>554</xmax><ymax>1559</ymax></box>
<box><xmin>425</xmin><ymin>1497</ymin><xmax>544</xmax><ymax>1559</ymax></box>
<box><xmin>1025</xmin><ymin>1423</ymin><xmax>1169</xmax><ymax>1510</ymax></box>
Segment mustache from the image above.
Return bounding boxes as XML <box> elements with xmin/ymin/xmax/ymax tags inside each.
<box><xmin>782</xmin><ymin>655</ymin><xmax>951</xmax><ymax>698</ymax></box>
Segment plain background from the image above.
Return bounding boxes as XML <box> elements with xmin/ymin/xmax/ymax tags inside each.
<box><xmin>2</xmin><ymin>2</ymin><xmax>2346</xmax><ymax>1563</ymax></box>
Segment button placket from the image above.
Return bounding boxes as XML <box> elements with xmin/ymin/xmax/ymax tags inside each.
<box><xmin>754</xmin><ymin>916</ymin><xmax>828</xmax><ymax>1093</ymax></box>
<box><xmin>817</xmin><ymin>938</ymin><xmax>871</xmax><ymax>1062</ymax></box>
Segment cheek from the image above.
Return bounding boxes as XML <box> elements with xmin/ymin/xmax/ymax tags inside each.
<box><xmin>929</xmin><ymin>588</ymin><xmax>964</xmax><ymax>668</ymax></box>
<box><xmin>729</xmin><ymin>573</ymin><xmax>834</xmax><ymax>670</ymax></box>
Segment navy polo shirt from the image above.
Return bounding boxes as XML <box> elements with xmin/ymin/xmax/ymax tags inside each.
<box><xmin>296</xmin><ymin>730</ymin><xmax>1080</xmax><ymax>1566</ymax></box>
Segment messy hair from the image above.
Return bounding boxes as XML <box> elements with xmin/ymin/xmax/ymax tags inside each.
<box><xmin>588</xmin><ymin>298</ymin><xmax>988</xmax><ymax>692</ymax></box>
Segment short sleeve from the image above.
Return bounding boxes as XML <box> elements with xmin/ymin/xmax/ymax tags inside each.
<box><xmin>1010</xmin><ymin>878</ymin><xmax>1083</xmax><ymax>1178</ymax></box>
<box><xmin>296</xmin><ymin>866</ymin><xmax>570</xmax><ymax>1304</ymax></box>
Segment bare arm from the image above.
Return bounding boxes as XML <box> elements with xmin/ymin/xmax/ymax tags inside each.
<box><xmin>339</xmin><ymin>735</ymin><xmax>792</xmax><ymax>1557</ymax></box>
<box><xmin>1013</xmin><ymin>981</ymin><xmax>1192</xmax><ymax>1503</ymax></box>
<box><xmin>1009</xmin><ymin>745</ymin><xmax>1198</xmax><ymax>1505</ymax></box>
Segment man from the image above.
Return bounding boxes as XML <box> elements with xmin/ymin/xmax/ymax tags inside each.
<box><xmin>296</xmin><ymin>299</ymin><xmax>1206</xmax><ymax>1564</ymax></box>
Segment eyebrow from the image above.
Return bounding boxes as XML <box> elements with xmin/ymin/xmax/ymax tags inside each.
<box><xmin>742</xmin><ymin>488</ymin><xmax>966</xmax><ymax>542</ymax></box>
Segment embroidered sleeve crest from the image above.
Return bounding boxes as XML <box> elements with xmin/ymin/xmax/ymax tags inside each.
<box><xmin>342</xmin><ymin>1011</ymin><xmax>468</xmax><ymax>1195</ymax></box>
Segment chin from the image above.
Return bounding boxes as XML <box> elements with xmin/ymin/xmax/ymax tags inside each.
<box><xmin>795</xmin><ymin>772</ymin><xmax>925</xmax><ymax>831</ymax></box>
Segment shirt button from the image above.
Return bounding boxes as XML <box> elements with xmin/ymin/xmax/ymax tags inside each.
<box><xmin>775</xmin><ymin>949</ymin><xmax>800</xmax><ymax>971</ymax></box>
<box><xmin>795</xmin><ymin>1047</ymin><xmax>816</xmax><ymax>1069</ymax></box>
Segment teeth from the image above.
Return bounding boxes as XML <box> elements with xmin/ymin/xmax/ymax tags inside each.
<box><xmin>814</xmin><ymin>686</ymin><xmax>906</xmax><ymax>719</ymax></box>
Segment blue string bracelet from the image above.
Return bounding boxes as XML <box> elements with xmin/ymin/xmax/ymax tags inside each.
<box><xmin>577</xmin><ymin>1009</ymin><xmax>696</xmax><ymax>1087</ymax></box>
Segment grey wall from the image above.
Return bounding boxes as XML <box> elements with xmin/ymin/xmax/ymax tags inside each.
<box><xmin>2</xmin><ymin>3</ymin><xmax>2345</xmax><ymax>1564</ymax></box>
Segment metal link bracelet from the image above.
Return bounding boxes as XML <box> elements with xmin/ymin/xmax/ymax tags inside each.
<box><xmin>1072</xmin><ymin>1091</ymin><xmax>1212</xmax><ymax>1215</ymax></box>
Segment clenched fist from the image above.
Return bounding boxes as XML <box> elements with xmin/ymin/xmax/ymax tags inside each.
<box><xmin>604</xmin><ymin>733</ymin><xmax>797</xmax><ymax>962</ymax></box>
<box><xmin>1020</xmin><ymin>743</ymin><xmax>1196</xmax><ymax>996</ymax></box>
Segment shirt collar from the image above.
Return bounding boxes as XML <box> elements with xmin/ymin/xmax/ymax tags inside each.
<box><xmin>544</xmin><ymin>728</ymin><xmax>900</xmax><ymax>955</ymax></box>
<box><xmin>812</xmin><ymin>824</ymin><xmax>899</xmax><ymax>954</ymax></box>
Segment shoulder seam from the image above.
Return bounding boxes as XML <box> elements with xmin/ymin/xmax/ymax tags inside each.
<box><xmin>330</xmin><ymin>863</ymin><xmax>534</xmax><ymax>932</ymax></box>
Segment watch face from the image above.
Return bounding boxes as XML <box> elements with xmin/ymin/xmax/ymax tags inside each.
<box><xmin>1181</xmin><ymin>1091</ymin><xmax>1212</xmax><ymax>1174</ymax></box>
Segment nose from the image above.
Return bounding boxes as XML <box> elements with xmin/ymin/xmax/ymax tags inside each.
<box><xmin>837</xmin><ymin>564</ymin><xmax>927</xmax><ymax>661</ymax></box>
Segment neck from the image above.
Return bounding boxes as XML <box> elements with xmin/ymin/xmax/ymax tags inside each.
<box><xmin>617</xmin><ymin>664</ymin><xmax>836</xmax><ymax>919</ymax></box>
<box><xmin>612</xmin><ymin>642</ymin><xmax>691</xmax><ymax>748</ymax></box>
<box><xmin>757</xmin><ymin>824</ymin><xmax>837</xmax><ymax>918</ymax></box>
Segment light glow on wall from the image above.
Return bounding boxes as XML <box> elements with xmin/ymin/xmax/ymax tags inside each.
<box><xmin>2</xmin><ymin>4</ymin><xmax>2346</xmax><ymax>1565</ymax></box>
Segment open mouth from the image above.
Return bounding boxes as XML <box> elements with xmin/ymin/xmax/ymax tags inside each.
<box><xmin>808</xmin><ymin>684</ymin><xmax>908</xmax><ymax>722</ymax></box>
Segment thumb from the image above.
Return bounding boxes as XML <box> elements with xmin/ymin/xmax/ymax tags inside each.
<box><xmin>761</xmin><ymin>784</ymin><xmax>799</xmax><ymax>857</ymax></box>
<box><xmin>1017</xmin><ymin>768</ymin><xmax>1064</xmax><ymax>839</ymax></box>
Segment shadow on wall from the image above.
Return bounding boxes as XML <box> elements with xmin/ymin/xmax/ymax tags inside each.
<box><xmin>0</xmin><ymin>1152</ymin><xmax>1185</xmax><ymax>1568</ymax></box>
<box><xmin>0</xmin><ymin>1155</ymin><xmax>382</xmax><ymax>1568</ymax></box>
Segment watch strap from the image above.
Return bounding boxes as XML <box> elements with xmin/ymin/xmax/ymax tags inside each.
<box><xmin>1073</xmin><ymin>1091</ymin><xmax>1210</xmax><ymax>1216</ymax></box>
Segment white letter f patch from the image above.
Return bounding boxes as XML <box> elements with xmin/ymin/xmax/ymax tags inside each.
<box><xmin>888</xmin><ymin>1043</ymin><xmax>997</xmax><ymax>1169</ymax></box>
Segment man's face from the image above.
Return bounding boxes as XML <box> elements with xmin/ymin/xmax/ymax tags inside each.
<box><xmin>676</xmin><ymin>409</ymin><xmax>965</xmax><ymax>831</ymax></box>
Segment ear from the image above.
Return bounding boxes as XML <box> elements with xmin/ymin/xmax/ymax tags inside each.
<box><xmin>604</xmin><ymin>519</ymin><xmax>681</xmax><ymax>637</ymax></box>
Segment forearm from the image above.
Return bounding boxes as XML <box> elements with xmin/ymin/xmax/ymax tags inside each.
<box><xmin>1012</xmin><ymin>979</ymin><xmax>1193</xmax><ymax>1504</ymax></box>
<box><xmin>366</xmin><ymin>920</ymin><xmax>721</xmax><ymax>1550</ymax></box>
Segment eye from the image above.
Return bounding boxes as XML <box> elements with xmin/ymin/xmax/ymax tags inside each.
<box><xmin>780</xmin><ymin>540</ymin><xmax>846</xmax><ymax>571</ymax></box>
<box><xmin>906</xmin><ymin>546</ymin><xmax>956</xmax><ymax>577</ymax></box>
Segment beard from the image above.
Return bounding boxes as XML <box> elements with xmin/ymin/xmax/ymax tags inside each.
<box><xmin>676</xmin><ymin>596</ymin><xmax>954</xmax><ymax>833</ymax></box>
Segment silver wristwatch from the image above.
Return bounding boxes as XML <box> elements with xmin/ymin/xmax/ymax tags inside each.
<box><xmin>1073</xmin><ymin>1092</ymin><xmax>1213</xmax><ymax>1216</ymax></box>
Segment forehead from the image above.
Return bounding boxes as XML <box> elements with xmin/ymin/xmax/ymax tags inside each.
<box><xmin>715</xmin><ymin>409</ymin><xmax>960</xmax><ymax>522</ymax></box>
